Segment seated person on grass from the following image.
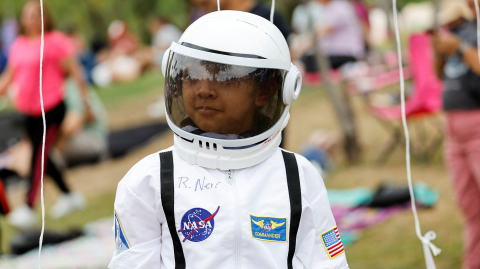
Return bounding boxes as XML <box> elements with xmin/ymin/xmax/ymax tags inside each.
<box><xmin>53</xmin><ymin>79</ymin><xmax>108</xmax><ymax>168</ymax></box>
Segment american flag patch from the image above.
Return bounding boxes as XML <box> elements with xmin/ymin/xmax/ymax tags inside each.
<box><xmin>320</xmin><ymin>226</ymin><xmax>344</xmax><ymax>259</ymax></box>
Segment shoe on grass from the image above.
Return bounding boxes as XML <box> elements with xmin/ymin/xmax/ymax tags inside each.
<box><xmin>49</xmin><ymin>192</ymin><xmax>86</xmax><ymax>219</ymax></box>
<box><xmin>7</xmin><ymin>204</ymin><xmax>37</xmax><ymax>230</ymax></box>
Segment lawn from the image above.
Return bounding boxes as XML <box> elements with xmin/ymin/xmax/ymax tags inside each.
<box><xmin>1</xmin><ymin>72</ymin><xmax>463</xmax><ymax>268</ymax></box>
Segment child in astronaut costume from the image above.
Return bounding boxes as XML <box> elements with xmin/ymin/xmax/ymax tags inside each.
<box><xmin>109</xmin><ymin>10</ymin><xmax>349</xmax><ymax>269</ymax></box>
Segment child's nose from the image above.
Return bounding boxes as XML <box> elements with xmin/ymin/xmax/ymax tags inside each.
<box><xmin>196</xmin><ymin>79</ymin><xmax>217</xmax><ymax>99</ymax></box>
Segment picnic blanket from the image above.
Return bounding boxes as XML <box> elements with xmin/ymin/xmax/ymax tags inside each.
<box><xmin>0</xmin><ymin>218</ymin><xmax>114</xmax><ymax>269</ymax></box>
<box><xmin>330</xmin><ymin>182</ymin><xmax>439</xmax><ymax>247</ymax></box>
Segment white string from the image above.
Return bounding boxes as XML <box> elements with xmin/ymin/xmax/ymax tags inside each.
<box><xmin>270</xmin><ymin>0</ymin><xmax>275</xmax><ymax>23</ymax></box>
<box><xmin>475</xmin><ymin>0</ymin><xmax>480</xmax><ymax>60</ymax></box>
<box><xmin>217</xmin><ymin>0</ymin><xmax>220</xmax><ymax>11</ymax></box>
<box><xmin>37</xmin><ymin>0</ymin><xmax>46</xmax><ymax>268</ymax></box>
<box><xmin>391</xmin><ymin>1</ymin><xmax>440</xmax><ymax>268</ymax></box>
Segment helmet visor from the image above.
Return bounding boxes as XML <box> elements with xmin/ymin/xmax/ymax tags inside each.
<box><xmin>165</xmin><ymin>52</ymin><xmax>286</xmax><ymax>140</ymax></box>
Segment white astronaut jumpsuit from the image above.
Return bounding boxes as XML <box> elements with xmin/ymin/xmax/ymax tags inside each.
<box><xmin>109</xmin><ymin>147</ymin><xmax>349</xmax><ymax>269</ymax></box>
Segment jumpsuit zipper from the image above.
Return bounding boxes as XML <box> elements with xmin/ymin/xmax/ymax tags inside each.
<box><xmin>227</xmin><ymin>169</ymin><xmax>240</xmax><ymax>269</ymax></box>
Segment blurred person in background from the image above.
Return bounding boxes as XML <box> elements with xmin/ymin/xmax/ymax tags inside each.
<box><xmin>315</xmin><ymin>0</ymin><xmax>365</xmax><ymax>69</ymax></box>
<box><xmin>0</xmin><ymin>1</ymin><xmax>86</xmax><ymax>229</ymax></box>
<box><xmin>106</xmin><ymin>20</ymin><xmax>142</xmax><ymax>83</ymax></box>
<box><xmin>290</xmin><ymin>0</ymin><xmax>324</xmax><ymax>74</ymax></box>
<box><xmin>53</xmin><ymin>79</ymin><xmax>108</xmax><ymax>169</ymax></box>
<box><xmin>1</xmin><ymin>18</ymin><xmax>18</xmax><ymax>74</ymax></box>
<box><xmin>0</xmin><ymin>48</ymin><xmax>6</xmax><ymax>75</ymax></box>
<box><xmin>432</xmin><ymin>0</ymin><xmax>480</xmax><ymax>268</ymax></box>
<box><xmin>92</xmin><ymin>20</ymin><xmax>151</xmax><ymax>86</ymax></box>
<box><xmin>190</xmin><ymin>0</ymin><xmax>290</xmax><ymax>40</ymax></box>
<box><xmin>148</xmin><ymin>16</ymin><xmax>182</xmax><ymax>68</ymax></box>
<box><xmin>351</xmin><ymin>0</ymin><xmax>370</xmax><ymax>52</ymax></box>
<box><xmin>107</xmin><ymin>20</ymin><xmax>139</xmax><ymax>57</ymax></box>
<box><xmin>1</xmin><ymin>19</ymin><xmax>18</xmax><ymax>75</ymax></box>
<box><xmin>189</xmin><ymin>2</ymin><xmax>208</xmax><ymax>23</ymax></box>
<box><xmin>291</xmin><ymin>0</ymin><xmax>324</xmax><ymax>36</ymax></box>
<box><xmin>54</xmin><ymin>32</ymin><xmax>108</xmax><ymax>168</ymax></box>
<box><xmin>146</xmin><ymin>16</ymin><xmax>182</xmax><ymax>118</ymax></box>
<box><xmin>65</xmin><ymin>29</ymin><xmax>98</xmax><ymax>85</ymax></box>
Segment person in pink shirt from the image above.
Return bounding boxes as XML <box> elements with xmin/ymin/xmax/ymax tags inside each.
<box><xmin>433</xmin><ymin>1</ymin><xmax>480</xmax><ymax>267</ymax></box>
<box><xmin>0</xmin><ymin>1</ymin><xmax>88</xmax><ymax>229</ymax></box>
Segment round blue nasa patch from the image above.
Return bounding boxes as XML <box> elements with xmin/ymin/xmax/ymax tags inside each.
<box><xmin>178</xmin><ymin>206</ymin><xmax>220</xmax><ymax>242</ymax></box>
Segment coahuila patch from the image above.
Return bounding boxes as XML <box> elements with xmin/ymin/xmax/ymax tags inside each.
<box><xmin>250</xmin><ymin>215</ymin><xmax>288</xmax><ymax>242</ymax></box>
<box><xmin>114</xmin><ymin>210</ymin><xmax>130</xmax><ymax>252</ymax></box>
<box><xmin>178</xmin><ymin>206</ymin><xmax>220</xmax><ymax>242</ymax></box>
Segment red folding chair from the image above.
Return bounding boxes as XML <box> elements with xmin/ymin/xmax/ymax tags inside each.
<box><xmin>367</xmin><ymin>33</ymin><xmax>443</xmax><ymax>164</ymax></box>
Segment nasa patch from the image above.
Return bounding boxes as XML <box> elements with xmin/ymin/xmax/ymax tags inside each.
<box><xmin>177</xmin><ymin>206</ymin><xmax>220</xmax><ymax>242</ymax></box>
<box><xmin>250</xmin><ymin>215</ymin><xmax>288</xmax><ymax>242</ymax></box>
<box><xmin>114</xmin><ymin>210</ymin><xmax>130</xmax><ymax>252</ymax></box>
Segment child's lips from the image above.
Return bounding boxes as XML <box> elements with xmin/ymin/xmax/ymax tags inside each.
<box><xmin>195</xmin><ymin>106</ymin><xmax>221</xmax><ymax>115</ymax></box>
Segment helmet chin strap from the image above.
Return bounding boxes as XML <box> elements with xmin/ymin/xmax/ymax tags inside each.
<box><xmin>38</xmin><ymin>0</ymin><xmax>47</xmax><ymax>268</ymax></box>
<box><xmin>392</xmin><ymin>0</ymin><xmax>440</xmax><ymax>268</ymax></box>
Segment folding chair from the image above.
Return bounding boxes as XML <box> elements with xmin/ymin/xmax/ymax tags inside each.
<box><xmin>367</xmin><ymin>33</ymin><xmax>443</xmax><ymax>164</ymax></box>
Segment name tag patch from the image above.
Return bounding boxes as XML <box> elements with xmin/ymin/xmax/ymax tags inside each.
<box><xmin>250</xmin><ymin>215</ymin><xmax>287</xmax><ymax>242</ymax></box>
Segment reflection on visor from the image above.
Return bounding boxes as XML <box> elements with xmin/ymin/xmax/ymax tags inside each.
<box><xmin>185</xmin><ymin>62</ymin><xmax>264</xmax><ymax>81</ymax></box>
<box><xmin>165</xmin><ymin>53</ymin><xmax>286</xmax><ymax>140</ymax></box>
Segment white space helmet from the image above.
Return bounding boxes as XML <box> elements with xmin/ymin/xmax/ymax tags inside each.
<box><xmin>162</xmin><ymin>10</ymin><xmax>302</xmax><ymax>170</ymax></box>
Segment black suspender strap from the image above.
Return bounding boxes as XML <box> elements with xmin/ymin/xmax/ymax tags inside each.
<box><xmin>282</xmin><ymin>151</ymin><xmax>303</xmax><ymax>269</ymax></box>
<box><xmin>159</xmin><ymin>151</ymin><xmax>186</xmax><ymax>269</ymax></box>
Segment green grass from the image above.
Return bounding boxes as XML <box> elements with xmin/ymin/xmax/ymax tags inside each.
<box><xmin>94</xmin><ymin>71</ymin><xmax>165</xmax><ymax>107</ymax></box>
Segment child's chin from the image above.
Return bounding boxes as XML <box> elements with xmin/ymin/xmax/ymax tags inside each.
<box><xmin>196</xmin><ymin>123</ymin><xmax>221</xmax><ymax>134</ymax></box>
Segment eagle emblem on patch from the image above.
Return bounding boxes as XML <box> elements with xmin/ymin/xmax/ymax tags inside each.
<box><xmin>250</xmin><ymin>215</ymin><xmax>287</xmax><ymax>242</ymax></box>
<box><xmin>320</xmin><ymin>226</ymin><xmax>345</xmax><ymax>259</ymax></box>
<box><xmin>252</xmin><ymin>219</ymin><xmax>285</xmax><ymax>232</ymax></box>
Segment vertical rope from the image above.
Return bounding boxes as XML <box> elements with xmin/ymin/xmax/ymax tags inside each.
<box><xmin>37</xmin><ymin>0</ymin><xmax>46</xmax><ymax>268</ymax></box>
<box><xmin>391</xmin><ymin>1</ymin><xmax>440</xmax><ymax>268</ymax></box>
<box><xmin>392</xmin><ymin>0</ymin><xmax>416</xmax><ymax>243</ymax></box>
<box><xmin>270</xmin><ymin>0</ymin><xmax>275</xmax><ymax>23</ymax></box>
<box><xmin>475</xmin><ymin>0</ymin><xmax>480</xmax><ymax>60</ymax></box>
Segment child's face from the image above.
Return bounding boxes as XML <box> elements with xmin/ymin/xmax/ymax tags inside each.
<box><xmin>182</xmin><ymin>62</ymin><xmax>271</xmax><ymax>135</ymax></box>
